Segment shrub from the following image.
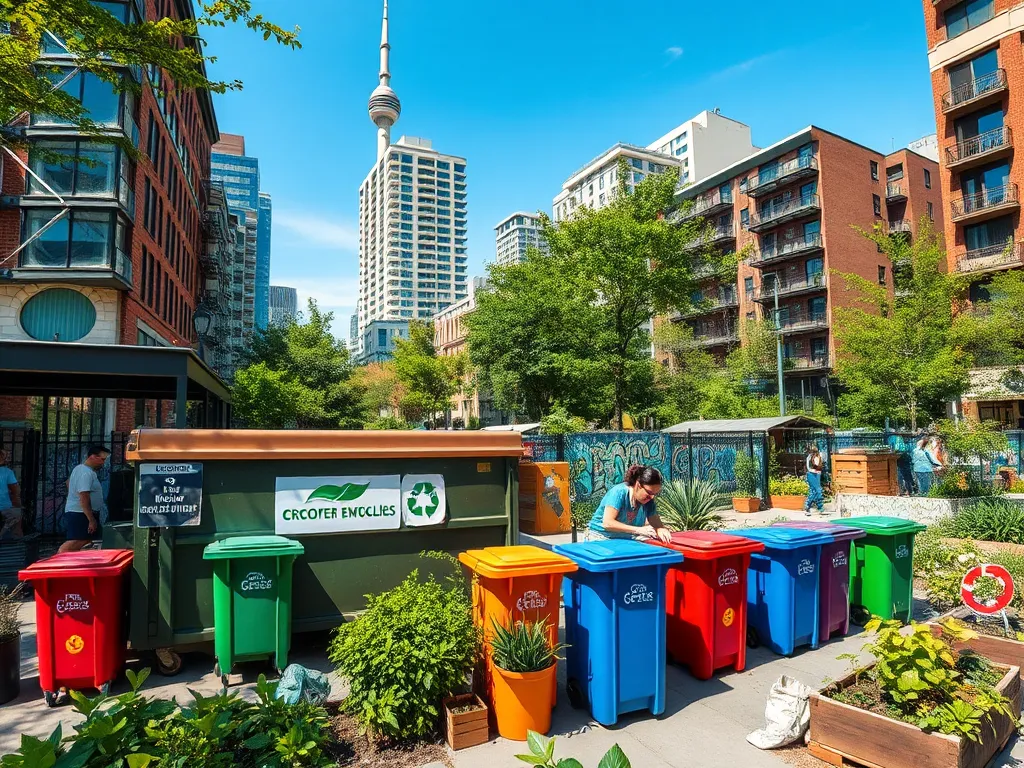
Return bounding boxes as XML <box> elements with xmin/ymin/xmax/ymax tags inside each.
<box><xmin>656</xmin><ymin>478</ymin><xmax>724</xmax><ymax>532</ymax></box>
<box><xmin>570</xmin><ymin>496</ymin><xmax>598</xmax><ymax>532</ymax></box>
<box><xmin>769</xmin><ymin>475</ymin><xmax>809</xmax><ymax>496</ymax></box>
<box><xmin>539</xmin><ymin>406</ymin><xmax>587</xmax><ymax>435</ymax></box>
<box><xmin>927</xmin><ymin>470</ymin><xmax>999</xmax><ymax>499</ymax></box>
<box><xmin>936</xmin><ymin>418</ymin><xmax>1009</xmax><ymax>466</ymax></box>
<box><xmin>733</xmin><ymin>453</ymin><xmax>759</xmax><ymax>498</ymax></box>
<box><xmin>946</xmin><ymin>499</ymin><xmax>1024</xmax><ymax>544</ymax></box>
<box><xmin>365</xmin><ymin>415</ymin><xmax>410</xmax><ymax>430</ymax></box>
<box><xmin>328</xmin><ymin>556</ymin><xmax>479</xmax><ymax>742</ymax></box>
<box><xmin>0</xmin><ymin>584</ymin><xmax>23</xmax><ymax>642</ymax></box>
<box><xmin>491</xmin><ymin>618</ymin><xmax>565</xmax><ymax>673</ymax></box>
<box><xmin>517</xmin><ymin>731</ymin><xmax>632</xmax><ymax>767</ymax></box>
<box><xmin>914</xmin><ymin>526</ymin><xmax>1024</xmax><ymax>612</ymax></box>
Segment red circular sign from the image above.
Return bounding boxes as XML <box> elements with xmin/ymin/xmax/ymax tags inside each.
<box><xmin>960</xmin><ymin>564</ymin><xmax>1015</xmax><ymax>615</ymax></box>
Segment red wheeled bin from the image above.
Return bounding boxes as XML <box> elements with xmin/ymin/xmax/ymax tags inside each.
<box><xmin>19</xmin><ymin>549</ymin><xmax>134</xmax><ymax>706</ymax></box>
<box><xmin>649</xmin><ymin>531</ymin><xmax>765</xmax><ymax>680</ymax></box>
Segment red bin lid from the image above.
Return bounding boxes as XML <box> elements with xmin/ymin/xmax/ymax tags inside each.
<box><xmin>650</xmin><ymin>530</ymin><xmax>765</xmax><ymax>560</ymax></box>
<box><xmin>19</xmin><ymin>549</ymin><xmax>134</xmax><ymax>581</ymax></box>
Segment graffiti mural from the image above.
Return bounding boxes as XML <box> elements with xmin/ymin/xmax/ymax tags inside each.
<box><xmin>565</xmin><ymin>433</ymin><xmax>670</xmax><ymax>501</ymax></box>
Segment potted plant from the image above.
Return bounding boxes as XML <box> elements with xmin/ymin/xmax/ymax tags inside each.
<box><xmin>810</xmin><ymin>618</ymin><xmax>1020</xmax><ymax>768</ymax></box>
<box><xmin>0</xmin><ymin>584</ymin><xmax>23</xmax><ymax>705</ymax></box>
<box><xmin>732</xmin><ymin>453</ymin><xmax>761</xmax><ymax>513</ymax></box>
<box><xmin>442</xmin><ymin>692</ymin><xmax>489</xmax><ymax>750</ymax></box>
<box><xmin>769</xmin><ymin>475</ymin><xmax>808</xmax><ymax>510</ymax></box>
<box><xmin>489</xmin><ymin>617</ymin><xmax>565</xmax><ymax>741</ymax></box>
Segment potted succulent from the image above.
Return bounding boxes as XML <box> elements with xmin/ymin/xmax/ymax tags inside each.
<box><xmin>769</xmin><ymin>475</ymin><xmax>809</xmax><ymax>511</ymax></box>
<box><xmin>489</xmin><ymin>617</ymin><xmax>565</xmax><ymax>741</ymax></box>
<box><xmin>0</xmin><ymin>584</ymin><xmax>23</xmax><ymax>705</ymax></box>
<box><xmin>442</xmin><ymin>692</ymin><xmax>490</xmax><ymax>751</ymax></box>
<box><xmin>732</xmin><ymin>453</ymin><xmax>761</xmax><ymax>513</ymax></box>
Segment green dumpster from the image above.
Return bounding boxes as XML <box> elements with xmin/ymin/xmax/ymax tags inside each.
<box><xmin>843</xmin><ymin>516</ymin><xmax>926</xmax><ymax>624</ymax></box>
<box><xmin>203</xmin><ymin>535</ymin><xmax>304</xmax><ymax>682</ymax></box>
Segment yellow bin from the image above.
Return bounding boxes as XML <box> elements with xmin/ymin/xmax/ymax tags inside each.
<box><xmin>519</xmin><ymin>462</ymin><xmax>572</xmax><ymax>534</ymax></box>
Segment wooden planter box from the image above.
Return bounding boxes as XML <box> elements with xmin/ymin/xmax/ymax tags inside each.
<box><xmin>770</xmin><ymin>494</ymin><xmax>807</xmax><ymax>510</ymax></box>
<box><xmin>930</xmin><ymin>606</ymin><xmax>1024</xmax><ymax>682</ymax></box>
<box><xmin>809</xmin><ymin>664</ymin><xmax>1021</xmax><ymax>768</ymax></box>
<box><xmin>832</xmin><ymin>450</ymin><xmax>899</xmax><ymax>496</ymax></box>
<box><xmin>443</xmin><ymin>693</ymin><xmax>489</xmax><ymax>751</ymax></box>
<box><xmin>732</xmin><ymin>496</ymin><xmax>760</xmax><ymax>513</ymax></box>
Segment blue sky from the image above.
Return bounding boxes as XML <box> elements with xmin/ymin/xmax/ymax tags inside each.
<box><xmin>205</xmin><ymin>0</ymin><xmax>939</xmax><ymax>338</ymax></box>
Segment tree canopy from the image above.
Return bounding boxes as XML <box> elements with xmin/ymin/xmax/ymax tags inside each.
<box><xmin>391</xmin><ymin>321</ymin><xmax>468</xmax><ymax>426</ymax></box>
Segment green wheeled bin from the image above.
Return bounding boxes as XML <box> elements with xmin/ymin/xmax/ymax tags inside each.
<box><xmin>843</xmin><ymin>516</ymin><xmax>926</xmax><ymax>624</ymax></box>
<box><xmin>203</xmin><ymin>535</ymin><xmax>304</xmax><ymax>685</ymax></box>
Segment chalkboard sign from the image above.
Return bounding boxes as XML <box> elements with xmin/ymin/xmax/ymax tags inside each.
<box><xmin>137</xmin><ymin>463</ymin><xmax>203</xmax><ymax>528</ymax></box>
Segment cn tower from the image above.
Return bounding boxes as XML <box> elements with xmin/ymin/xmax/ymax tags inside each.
<box><xmin>368</xmin><ymin>0</ymin><xmax>401</xmax><ymax>160</ymax></box>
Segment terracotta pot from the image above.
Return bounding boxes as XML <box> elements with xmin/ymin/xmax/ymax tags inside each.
<box><xmin>732</xmin><ymin>496</ymin><xmax>760</xmax><ymax>513</ymax></box>
<box><xmin>0</xmin><ymin>632</ymin><xmax>19</xmax><ymax>706</ymax></box>
<box><xmin>490</xmin><ymin>663</ymin><xmax>556</xmax><ymax>741</ymax></box>
<box><xmin>770</xmin><ymin>494</ymin><xmax>807</xmax><ymax>511</ymax></box>
<box><xmin>443</xmin><ymin>693</ymin><xmax>489</xmax><ymax>750</ymax></box>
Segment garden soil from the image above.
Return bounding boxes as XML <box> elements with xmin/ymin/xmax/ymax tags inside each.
<box><xmin>331</xmin><ymin>709</ymin><xmax>453</xmax><ymax>768</ymax></box>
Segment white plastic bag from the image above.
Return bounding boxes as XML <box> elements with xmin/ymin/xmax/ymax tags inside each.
<box><xmin>746</xmin><ymin>675</ymin><xmax>814</xmax><ymax>749</ymax></box>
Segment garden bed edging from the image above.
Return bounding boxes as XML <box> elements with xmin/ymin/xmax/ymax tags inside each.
<box><xmin>835</xmin><ymin>494</ymin><xmax>990</xmax><ymax>525</ymax></box>
<box><xmin>929</xmin><ymin>607</ymin><xmax>1024</xmax><ymax>682</ymax></box>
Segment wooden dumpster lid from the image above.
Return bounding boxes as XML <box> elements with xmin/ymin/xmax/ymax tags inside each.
<box><xmin>125</xmin><ymin>428</ymin><xmax>524</xmax><ymax>461</ymax></box>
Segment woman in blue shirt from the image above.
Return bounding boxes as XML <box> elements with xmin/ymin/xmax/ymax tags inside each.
<box><xmin>587</xmin><ymin>465</ymin><xmax>672</xmax><ymax>542</ymax></box>
<box><xmin>911</xmin><ymin>436</ymin><xmax>943</xmax><ymax>495</ymax></box>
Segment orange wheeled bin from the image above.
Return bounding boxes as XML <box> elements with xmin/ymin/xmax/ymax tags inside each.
<box><xmin>458</xmin><ymin>545</ymin><xmax>577</xmax><ymax>710</ymax></box>
<box><xmin>649</xmin><ymin>531</ymin><xmax>764</xmax><ymax>680</ymax></box>
<box><xmin>19</xmin><ymin>549</ymin><xmax>134</xmax><ymax>706</ymax></box>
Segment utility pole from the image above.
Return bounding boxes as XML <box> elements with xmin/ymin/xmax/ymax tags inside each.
<box><xmin>775</xmin><ymin>280</ymin><xmax>786</xmax><ymax>416</ymax></box>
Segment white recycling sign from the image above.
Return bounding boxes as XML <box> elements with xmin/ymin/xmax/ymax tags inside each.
<box><xmin>401</xmin><ymin>473</ymin><xmax>447</xmax><ymax>527</ymax></box>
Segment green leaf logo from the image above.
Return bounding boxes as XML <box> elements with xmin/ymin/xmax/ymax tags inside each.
<box><xmin>406</xmin><ymin>481</ymin><xmax>439</xmax><ymax>517</ymax></box>
<box><xmin>306</xmin><ymin>483</ymin><xmax>369</xmax><ymax>503</ymax></box>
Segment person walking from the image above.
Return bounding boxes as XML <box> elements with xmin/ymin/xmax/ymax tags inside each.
<box><xmin>912</xmin><ymin>436</ymin><xmax>943</xmax><ymax>496</ymax></box>
<box><xmin>0</xmin><ymin>449</ymin><xmax>22</xmax><ymax>540</ymax></box>
<box><xmin>804</xmin><ymin>444</ymin><xmax>826</xmax><ymax>516</ymax></box>
<box><xmin>59</xmin><ymin>444</ymin><xmax>109</xmax><ymax>553</ymax></box>
<box><xmin>888</xmin><ymin>433</ymin><xmax>915</xmax><ymax>496</ymax></box>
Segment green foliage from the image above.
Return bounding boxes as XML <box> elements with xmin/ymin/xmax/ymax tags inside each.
<box><xmin>490</xmin><ymin>618</ymin><xmax>566</xmax><ymax>674</ymax></box>
<box><xmin>365</xmin><ymin>415</ymin><xmax>411</xmax><ymax>431</ymax></box>
<box><xmin>733</xmin><ymin>453</ymin><xmax>759</xmax><ymax>498</ymax></box>
<box><xmin>467</xmin><ymin>415</ymin><xmax>481</xmax><ymax>430</ymax></box>
<box><xmin>945</xmin><ymin>499</ymin><xmax>1024</xmax><ymax>544</ymax></box>
<box><xmin>516</xmin><ymin>731</ymin><xmax>631</xmax><ymax>768</ymax></box>
<box><xmin>392</xmin><ymin>321</ymin><xmax>468</xmax><ymax>424</ymax></box>
<box><xmin>913</xmin><ymin>527</ymin><xmax>984</xmax><ymax>610</ymax></box>
<box><xmin>655</xmin><ymin>479</ymin><xmax>725</xmax><ymax>531</ymax></box>
<box><xmin>570</xmin><ymin>496</ymin><xmax>598</xmax><ymax>532</ymax></box>
<box><xmin>0</xmin><ymin>670</ymin><xmax>332</xmax><ymax>768</ymax></box>
<box><xmin>234</xmin><ymin>301</ymin><xmax>361</xmax><ymax>428</ymax></box>
<box><xmin>769</xmin><ymin>475</ymin><xmax>809</xmax><ymax>496</ymax></box>
<box><xmin>953</xmin><ymin>267</ymin><xmax>1024</xmax><ymax>367</ymax></box>
<box><xmin>832</xmin><ymin>220</ymin><xmax>971</xmax><ymax>430</ymax></box>
<box><xmin>540</xmin><ymin>406</ymin><xmax>587</xmax><ymax>435</ymax></box>
<box><xmin>350</xmin><ymin>362</ymin><xmax>413</xmax><ymax>425</ymax></box>
<box><xmin>926</xmin><ymin>471</ymin><xmax>998</xmax><ymax>499</ymax></box>
<box><xmin>327</xmin><ymin>562</ymin><xmax>478</xmax><ymax>742</ymax></box>
<box><xmin>0</xmin><ymin>583</ymin><xmax>23</xmax><ymax>642</ymax></box>
<box><xmin>936</xmin><ymin>419</ymin><xmax>1009</xmax><ymax>465</ymax></box>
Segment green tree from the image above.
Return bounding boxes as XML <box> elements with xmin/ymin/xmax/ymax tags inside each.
<box><xmin>349</xmin><ymin>361</ymin><xmax>410</xmax><ymax>426</ymax></box>
<box><xmin>953</xmin><ymin>268</ymin><xmax>1024</xmax><ymax>366</ymax></box>
<box><xmin>539</xmin><ymin>405</ymin><xmax>587</xmax><ymax>435</ymax></box>
<box><xmin>391</xmin><ymin>321</ymin><xmax>467</xmax><ymax>426</ymax></box>
<box><xmin>0</xmin><ymin>0</ymin><xmax>299</xmax><ymax>152</ymax></box>
<box><xmin>233</xmin><ymin>301</ymin><xmax>361</xmax><ymax>428</ymax></box>
<box><xmin>832</xmin><ymin>220</ymin><xmax>970</xmax><ymax>430</ymax></box>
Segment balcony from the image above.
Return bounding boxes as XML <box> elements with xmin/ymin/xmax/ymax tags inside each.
<box><xmin>886</xmin><ymin>182</ymin><xmax>906</xmax><ymax>202</ymax></box>
<box><xmin>683</xmin><ymin>223</ymin><xmax>735</xmax><ymax>252</ymax></box>
<box><xmin>746</xmin><ymin>156</ymin><xmax>819</xmax><ymax>198</ymax></box>
<box><xmin>941</xmin><ymin>70</ymin><xmax>1008</xmax><ymax>116</ymax></box>
<box><xmin>945</xmin><ymin>127</ymin><xmax>1013</xmax><ymax>171</ymax></box>
<box><xmin>888</xmin><ymin>219</ymin><xmax>912</xmax><ymax>235</ymax></box>
<box><xmin>778</xmin><ymin>311</ymin><xmax>829</xmax><ymax>334</ymax></box>
<box><xmin>679</xmin><ymin>293</ymin><xmax>740</xmax><ymax>317</ymax></box>
<box><xmin>950</xmin><ymin>183</ymin><xmax>1020</xmax><ymax>224</ymax></box>
<box><xmin>746</xmin><ymin>233</ymin><xmax>824</xmax><ymax>268</ymax></box>
<box><xmin>748</xmin><ymin>195</ymin><xmax>821</xmax><ymax>232</ymax></box>
<box><xmin>676</xmin><ymin>190</ymin><xmax>734</xmax><ymax>222</ymax></box>
<box><xmin>692</xmin><ymin>324</ymin><xmax>740</xmax><ymax>347</ymax></box>
<box><xmin>753</xmin><ymin>273</ymin><xmax>826</xmax><ymax>303</ymax></box>
<box><xmin>692</xmin><ymin>258</ymin><xmax>738</xmax><ymax>279</ymax></box>
<box><xmin>14</xmin><ymin>247</ymin><xmax>133</xmax><ymax>289</ymax></box>
<box><xmin>784</xmin><ymin>355</ymin><xmax>831</xmax><ymax>373</ymax></box>
<box><xmin>954</xmin><ymin>241</ymin><xmax>1024</xmax><ymax>275</ymax></box>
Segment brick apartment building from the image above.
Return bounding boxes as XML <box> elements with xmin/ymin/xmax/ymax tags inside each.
<box><xmin>0</xmin><ymin>0</ymin><xmax>220</xmax><ymax>433</ymax></box>
<box><xmin>673</xmin><ymin>126</ymin><xmax>943</xmax><ymax>405</ymax></box>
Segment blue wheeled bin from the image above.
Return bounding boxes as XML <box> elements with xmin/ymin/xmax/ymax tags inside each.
<box><xmin>737</xmin><ymin>527</ymin><xmax>833</xmax><ymax>656</ymax></box>
<box><xmin>552</xmin><ymin>540</ymin><xmax>683</xmax><ymax>726</ymax></box>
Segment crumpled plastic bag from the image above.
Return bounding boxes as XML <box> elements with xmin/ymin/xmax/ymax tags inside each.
<box><xmin>746</xmin><ymin>675</ymin><xmax>814</xmax><ymax>749</ymax></box>
<box><xmin>274</xmin><ymin>664</ymin><xmax>331</xmax><ymax>706</ymax></box>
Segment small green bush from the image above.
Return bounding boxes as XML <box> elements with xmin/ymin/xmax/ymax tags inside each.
<box><xmin>517</xmin><ymin>731</ymin><xmax>632</xmax><ymax>767</ymax></box>
<box><xmin>927</xmin><ymin>470</ymin><xmax>999</xmax><ymax>499</ymax></box>
<box><xmin>491</xmin><ymin>617</ymin><xmax>565</xmax><ymax>673</ymax></box>
<box><xmin>328</xmin><ymin>557</ymin><xmax>478</xmax><ymax>742</ymax></box>
<box><xmin>365</xmin><ymin>415</ymin><xmax>410</xmax><ymax>430</ymax></box>
<box><xmin>656</xmin><ymin>478</ymin><xmax>724</xmax><ymax>531</ymax></box>
<box><xmin>539</xmin><ymin>406</ymin><xmax>587</xmax><ymax>435</ymax></box>
<box><xmin>570</xmin><ymin>496</ymin><xmax>598</xmax><ymax>532</ymax></box>
<box><xmin>914</xmin><ymin>525</ymin><xmax>1024</xmax><ymax>611</ymax></box>
<box><xmin>733</xmin><ymin>453</ymin><xmax>759</xmax><ymax>498</ymax></box>
<box><xmin>946</xmin><ymin>499</ymin><xmax>1024</xmax><ymax>544</ymax></box>
<box><xmin>769</xmin><ymin>475</ymin><xmax>809</xmax><ymax>496</ymax></box>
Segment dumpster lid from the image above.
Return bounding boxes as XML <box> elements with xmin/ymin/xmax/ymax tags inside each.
<box><xmin>203</xmin><ymin>535</ymin><xmax>305</xmax><ymax>560</ymax></box>
<box><xmin>552</xmin><ymin>540</ymin><xmax>683</xmax><ymax>571</ymax></box>
<box><xmin>840</xmin><ymin>516</ymin><xmax>927</xmax><ymax>535</ymax></box>
<box><xmin>19</xmin><ymin>549</ymin><xmax>133</xmax><ymax>581</ymax></box>
<box><xmin>772</xmin><ymin>521</ymin><xmax>868</xmax><ymax>542</ymax></box>
<box><xmin>731</xmin><ymin>527</ymin><xmax>833</xmax><ymax>549</ymax></box>
<box><xmin>458</xmin><ymin>545</ymin><xmax>577</xmax><ymax>578</ymax></box>
<box><xmin>650</xmin><ymin>530</ymin><xmax>765</xmax><ymax>559</ymax></box>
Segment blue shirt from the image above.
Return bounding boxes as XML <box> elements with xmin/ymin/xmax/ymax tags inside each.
<box><xmin>589</xmin><ymin>483</ymin><xmax>657</xmax><ymax>538</ymax></box>
<box><xmin>0</xmin><ymin>466</ymin><xmax>16</xmax><ymax>509</ymax></box>
<box><xmin>911</xmin><ymin>447</ymin><xmax>940</xmax><ymax>473</ymax></box>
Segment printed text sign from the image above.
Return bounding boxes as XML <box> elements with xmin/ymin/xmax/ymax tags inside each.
<box><xmin>138</xmin><ymin>463</ymin><xmax>203</xmax><ymax>527</ymax></box>
<box><xmin>274</xmin><ymin>475</ymin><xmax>401</xmax><ymax>535</ymax></box>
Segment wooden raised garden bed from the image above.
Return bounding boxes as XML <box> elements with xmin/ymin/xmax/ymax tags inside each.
<box><xmin>809</xmin><ymin>664</ymin><xmax>1020</xmax><ymax>768</ymax></box>
<box><xmin>930</xmin><ymin>607</ymin><xmax>1024</xmax><ymax>682</ymax></box>
<box><xmin>443</xmin><ymin>693</ymin><xmax>489</xmax><ymax>751</ymax></box>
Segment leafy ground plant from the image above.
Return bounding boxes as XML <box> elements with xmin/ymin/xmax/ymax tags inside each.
<box><xmin>655</xmin><ymin>478</ymin><xmax>724</xmax><ymax>531</ymax></box>
<box><xmin>491</xmin><ymin>617</ymin><xmax>566</xmax><ymax>673</ymax></box>
<box><xmin>927</xmin><ymin>470</ymin><xmax>1000</xmax><ymax>499</ymax></box>
<box><xmin>946</xmin><ymin>499</ymin><xmax>1024</xmax><ymax>544</ymax></box>
<box><xmin>516</xmin><ymin>731</ymin><xmax>631</xmax><ymax>768</ymax></box>
<box><xmin>733</xmin><ymin>453</ymin><xmax>759</xmax><ymax>498</ymax></box>
<box><xmin>570</xmin><ymin>496</ymin><xmax>598</xmax><ymax>532</ymax></box>
<box><xmin>769</xmin><ymin>475</ymin><xmax>809</xmax><ymax>496</ymax></box>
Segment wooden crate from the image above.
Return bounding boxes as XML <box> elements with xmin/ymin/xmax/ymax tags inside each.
<box><xmin>443</xmin><ymin>693</ymin><xmax>489</xmax><ymax>751</ymax></box>
<box><xmin>930</xmin><ymin>606</ymin><xmax>1024</xmax><ymax>681</ymax></box>
<box><xmin>832</xmin><ymin>452</ymin><xmax>898</xmax><ymax>496</ymax></box>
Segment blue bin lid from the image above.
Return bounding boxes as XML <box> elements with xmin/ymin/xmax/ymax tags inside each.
<box><xmin>553</xmin><ymin>539</ymin><xmax>683</xmax><ymax>572</ymax></box>
<box><xmin>732</xmin><ymin>527</ymin><xmax>833</xmax><ymax>550</ymax></box>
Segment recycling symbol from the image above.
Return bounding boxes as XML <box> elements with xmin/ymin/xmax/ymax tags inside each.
<box><xmin>407</xmin><ymin>482</ymin><xmax>440</xmax><ymax>517</ymax></box>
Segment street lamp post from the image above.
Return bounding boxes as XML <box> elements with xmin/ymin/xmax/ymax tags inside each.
<box><xmin>192</xmin><ymin>305</ymin><xmax>213</xmax><ymax>362</ymax></box>
<box><xmin>774</xmin><ymin>280</ymin><xmax>786</xmax><ymax>416</ymax></box>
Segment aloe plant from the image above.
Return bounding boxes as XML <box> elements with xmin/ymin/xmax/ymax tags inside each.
<box><xmin>655</xmin><ymin>478</ymin><xmax>724</xmax><ymax>532</ymax></box>
<box><xmin>491</xmin><ymin>617</ymin><xmax>566</xmax><ymax>673</ymax></box>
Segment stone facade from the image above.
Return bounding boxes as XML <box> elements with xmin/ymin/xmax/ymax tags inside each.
<box><xmin>0</xmin><ymin>284</ymin><xmax>119</xmax><ymax>344</ymax></box>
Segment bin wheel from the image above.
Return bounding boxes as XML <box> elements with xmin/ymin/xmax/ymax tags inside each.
<box><xmin>850</xmin><ymin>606</ymin><xmax>871</xmax><ymax>627</ymax></box>
<box><xmin>154</xmin><ymin>648</ymin><xmax>183</xmax><ymax>677</ymax></box>
<box><xmin>746</xmin><ymin>627</ymin><xmax>760</xmax><ymax>649</ymax></box>
<box><xmin>43</xmin><ymin>691</ymin><xmax>58</xmax><ymax>708</ymax></box>
<box><xmin>99</xmin><ymin>682</ymin><xmax>111</xmax><ymax>696</ymax></box>
<box><xmin>213</xmin><ymin>661</ymin><xmax>222</xmax><ymax>677</ymax></box>
<box><xmin>220</xmin><ymin>675</ymin><xmax>229</xmax><ymax>693</ymax></box>
<box><xmin>566</xmin><ymin>679</ymin><xmax>584</xmax><ymax>710</ymax></box>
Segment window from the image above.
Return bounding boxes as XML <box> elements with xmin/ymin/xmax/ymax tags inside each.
<box><xmin>21</xmin><ymin>209</ymin><xmax>119</xmax><ymax>269</ymax></box>
<box><xmin>720</xmin><ymin>183</ymin><xmax>732</xmax><ymax>203</ymax></box>
<box><xmin>378</xmin><ymin>329</ymin><xmax>388</xmax><ymax>348</ymax></box>
<box><xmin>34</xmin><ymin>69</ymin><xmax>122</xmax><ymax>127</ymax></box>
<box><xmin>886</xmin><ymin>164</ymin><xmax>904</xmax><ymax>182</ymax></box>
<box><xmin>878</xmin><ymin>265</ymin><xmax>887</xmax><ymax>286</ymax></box>
<box><xmin>964</xmin><ymin>215</ymin><xmax>1014</xmax><ymax>252</ymax></box>
<box><xmin>631</xmin><ymin>158</ymin><xmax>643</xmax><ymax>170</ymax></box>
<box><xmin>740</xmin><ymin>208</ymin><xmax>749</xmax><ymax>227</ymax></box>
<box><xmin>948</xmin><ymin>49</ymin><xmax>1000</xmax><ymax>105</ymax></box>
<box><xmin>744</xmin><ymin>276</ymin><xmax>754</xmax><ymax>296</ymax></box>
<box><xmin>806</xmin><ymin>257</ymin><xmax>824</xmax><ymax>279</ymax></box>
<box><xmin>870</xmin><ymin>161</ymin><xmax>879</xmax><ymax>181</ymax></box>
<box><xmin>945</xmin><ymin>0</ymin><xmax>994</xmax><ymax>39</ymax></box>
<box><xmin>954</xmin><ymin>103</ymin><xmax>1003</xmax><ymax>143</ymax></box>
<box><xmin>928</xmin><ymin>201</ymin><xmax>934</xmax><ymax>219</ymax></box>
<box><xmin>873</xmin><ymin>194</ymin><xmax>882</xmax><ymax>216</ymax></box>
<box><xmin>599</xmin><ymin>176</ymin><xmax>604</xmax><ymax>190</ymax></box>
<box><xmin>924</xmin><ymin>168</ymin><xmax>932</xmax><ymax>189</ymax></box>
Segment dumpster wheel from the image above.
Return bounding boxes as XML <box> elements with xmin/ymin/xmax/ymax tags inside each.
<box><xmin>850</xmin><ymin>606</ymin><xmax>871</xmax><ymax>626</ymax></box>
<box><xmin>746</xmin><ymin>627</ymin><xmax>760</xmax><ymax>649</ymax></box>
<box><xmin>154</xmin><ymin>648</ymin><xmax>183</xmax><ymax>676</ymax></box>
<box><xmin>43</xmin><ymin>691</ymin><xmax>58</xmax><ymax>708</ymax></box>
<box><xmin>566</xmin><ymin>678</ymin><xmax>584</xmax><ymax>710</ymax></box>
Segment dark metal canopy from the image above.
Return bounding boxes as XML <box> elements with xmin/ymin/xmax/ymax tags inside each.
<box><xmin>0</xmin><ymin>339</ymin><xmax>231</xmax><ymax>427</ymax></box>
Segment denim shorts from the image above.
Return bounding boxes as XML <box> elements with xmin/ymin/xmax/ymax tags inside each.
<box><xmin>64</xmin><ymin>512</ymin><xmax>100</xmax><ymax>541</ymax></box>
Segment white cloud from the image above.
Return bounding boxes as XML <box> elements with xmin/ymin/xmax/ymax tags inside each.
<box><xmin>664</xmin><ymin>46</ymin><xmax>683</xmax><ymax>64</ymax></box>
<box><xmin>274</xmin><ymin>211</ymin><xmax>359</xmax><ymax>252</ymax></box>
<box><xmin>708</xmin><ymin>49</ymin><xmax>789</xmax><ymax>81</ymax></box>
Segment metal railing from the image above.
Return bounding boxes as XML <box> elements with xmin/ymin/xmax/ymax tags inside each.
<box><xmin>754</xmin><ymin>273</ymin><xmax>825</xmax><ymax>300</ymax></box>
<box><xmin>694</xmin><ymin>325</ymin><xmax>740</xmax><ymax>345</ymax></box>
<box><xmin>945</xmin><ymin>126</ymin><xmax>1012</xmax><ymax>166</ymax></box>
<box><xmin>684</xmin><ymin>223</ymin><xmax>735</xmax><ymax>249</ymax></box>
<box><xmin>681</xmin><ymin>294</ymin><xmax>739</xmax><ymax>316</ymax></box>
<box><xmin>888</xmin><ymin>219</ymin><xmax>911</xmax><ymax>234</ymax></box>
<box><xmin>786</xmin><ymin>355</ymin><xmax>830</xmax><ymax>370</ymax></box>
<box><xmin>950</xmin><ymin>183</ymin><xmax>1019</xmax><ymax>220</ymax></box>
<box><xmin>886</xmin><ymin>182</ymin><xmax>904</xmax><ymax>199</ymax></box>
<box><xmin>778</xmin><ymin>311</ymin><xmax>828</xmax><ymax>332</ymax></box>
<box><xmin>748</xmin><ymin>233</ymin><xmax>824</xmax><ymax>266</ymax></box>
<box><xmin>955</xmin><ymin>241</ymin><xmax>1024</xmax><ymax>273</ymax></box>
<box><xmin>942</xmin><ymin>69</ymin><xmax>1007</xmax><ymax>112</ymax></box>
<box><xmin>678</xmin><ymin>190</ymin><xmax>733</xmax><ymax>221</ymax></box>
<box><xmin>746</xmin><ymin>155</ymin><xmax>818</xmax><ymax>195</ymax></box>
<box><xmin>749</xmin><ymin>194</ymin><xmax>820</xmax><ymax>229</ymax></box>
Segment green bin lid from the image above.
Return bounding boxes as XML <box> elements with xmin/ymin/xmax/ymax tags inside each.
<box><xmin>203</xmin><ymin>535</ymin><xmax>305</xmax><ymax>560</ymax></box>
<box><xmin>841</xmin><ymin>516</ymin><xmax>926</xmax><ymax>535</ymax></box>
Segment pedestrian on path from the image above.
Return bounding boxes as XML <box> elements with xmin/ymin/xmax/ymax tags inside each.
<box><xmin>803</xmin><ymin>444</ymin><xmax>826</xmax><ymax>516</ymax></box>
<box><xmin>586</xmin><ymin>464</ymin><xmax>672</xmax><ymax>543</ymax></box>
<box><xmin>888</xmin><ymin>432</ymin><xmax>916</xmax><ymax>496</ymax></box>
<box><xmin>0</xmin><ymin>449</ymin><xmax>22</xmax><ymax>539</ymax></box>
<box><xmin>912</xmin><ymin>436</ymin><xmax>943</xmax><ymax>496</ymax></box>
<box><xmin>59</xmin><ymin>444</ymin><xmax>109</xmax><ymax>553</ymax></box>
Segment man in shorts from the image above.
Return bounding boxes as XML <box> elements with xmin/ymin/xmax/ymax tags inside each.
<box><xmin>59</xmin><ymin>444</ymin><xmax>109</xmax><ymax>553</ymax></box>
<box><xmin>0</xmin><ymin>449</ymin><xmax>22</xmax><ymax>539</ymax></box>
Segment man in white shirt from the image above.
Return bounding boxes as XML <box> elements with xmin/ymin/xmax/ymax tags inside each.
<box><xmin>59</xmin><ymin>444</ymin><xmax>109</xmax><ymax>553</ymax></box>
<box><xmin>0</xmin><ymin>449</ymin><xmax>22</xmax><ymax>539</ymax></box>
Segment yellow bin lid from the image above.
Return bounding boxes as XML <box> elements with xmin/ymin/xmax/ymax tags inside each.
<box><xmin>458</xmin><ymin>545</ymin><xmax>577</xmax><ymax>578</ymax></box>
